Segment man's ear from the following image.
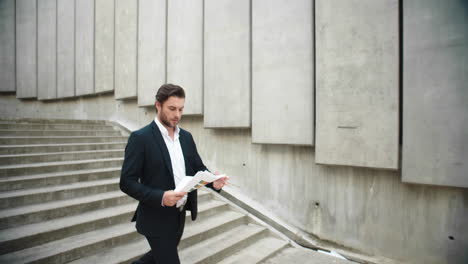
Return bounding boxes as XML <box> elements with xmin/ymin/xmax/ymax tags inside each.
<box><xmin>155</xmin><ymin>101</ymin><xmax>161</xmax><ymax>112</ymax></box>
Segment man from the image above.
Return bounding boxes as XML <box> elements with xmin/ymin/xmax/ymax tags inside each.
<box><xmin>120</xmin><ymin>84</ymin><xmax>228</xmax><ymax>264</ymax></box>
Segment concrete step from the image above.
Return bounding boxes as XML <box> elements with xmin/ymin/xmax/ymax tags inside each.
<box><xmin>0</xmin><ymin>190</ymin><xmax>213</xmax><ymax>230</ymax></box>
<box><xmin>0</xmin><ymin>222</ymin><xmax>139</xmax><ymax>264</ymax></box>
<box><xmin>0</xmin><ymin>142</ymin><xmax>127</xmax><ymax>155</ymax></box>
<box><xmin>180</xmin><ymin>223</ymin><xmax>267</xmax><ymax>264</ymax></box>
<box><xmin>0</xmin><ymin>190</ymin><xmax>133</xmax><ymax>230</ymax></box>
<box><xmin>0</xmin><ymin>123</ymin><xmax>116</xmax><ymax>131</ymax></box>
<box><xmin>0</xmin><ymin>167</ymin><xmax>121</xmax><ymax>191</ymax></box>
<box><xmin>0</xmin><ymin>157</ymin><xmax>123</xmax><ymax>177</ymax></box>
<box><xmin>0</xmin><ymin>135</ymin><xmax>128</xmax><ymax>145</ymax></box>
<box><xmin>217</xmin><ymin>237</ymin><xmax>289</xmax><ymax>264</ymax></box>
<box><xmin>67</xmin><ymin>210</ymin><xmax>247</xmax><ymax>264</ymax></box>
<box><xmin>181</xmin><ymin>209</ymin><xmax>247</xmax><ymax>250</ymax></box>
<box><xmin>0</xmin><ymin>178</ymin><xmax>120</xmax><ymax>209</ymax></box>
<box><xmin>0</xmin><ymin>149</ymin><xmax>124</xmax><ymax>166</ymax></box>
<box><xmin>0</xmin><ymin>129</ymin><xmax>122</xmax><ymax>137</ymax></box>
<box><xmin>0</xmin><ymin>202</ymin><xmax>137</xmax><ymax>254</ymax></box>
<box><xmin>67</xmin><ymin>238</ymin><xmax>148</xmax><ymax>264</ymax></box>
<box><xmin>0</xmin><ymin>197</ymin><xmax>242</xmax><ymax>264</ymax></box>
<box><xmin>186</xmin><ymin>199</ymin><xmax>231</xmax><ymax>222</ymax></box>
<box><xmin>262</xmin><ymin>247</ymin><xmax>352</xmax><ymax>264</ymax></box>
<box><xmin>0</xmin><ymin>119</ymin><xmax>107</xmax><ymax>125</ymax></box>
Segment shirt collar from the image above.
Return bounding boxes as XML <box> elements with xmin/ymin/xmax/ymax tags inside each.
<box><xmin>154</xmin><ymin>116</ymin><xmax>180</xmax><ymax>139</ymax></box>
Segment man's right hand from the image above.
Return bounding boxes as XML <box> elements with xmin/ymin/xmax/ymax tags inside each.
<box><xmin>162</xmin><ymin>190</ymin><xmax>187</xmax><ymax>207</ymax></box>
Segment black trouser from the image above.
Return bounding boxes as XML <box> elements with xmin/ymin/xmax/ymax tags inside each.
<box><xmin>133</xmin><ymin>208</ymin><xmax>186</xmax><ymax>264</ymax></box>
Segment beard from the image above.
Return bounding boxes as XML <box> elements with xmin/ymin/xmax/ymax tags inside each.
<box><xmin>159</xmin><ymin>111</ymin><xmax>179</xmax><ymax>128</ymax></box>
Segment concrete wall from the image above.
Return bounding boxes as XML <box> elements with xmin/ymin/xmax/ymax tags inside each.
<box><xmin>95</xmin><ymin>0</ymin><xmax>114</xmax><ymax>94</ymax></box>
<box><xmin>137</xmin><ymin>0</ymin><xmax>166</xmax><ymax>106</ymax></box>
<box><xmin>15</xmin><ymin>0</ymin><xmax>36</xmax><ymax>98</ymax></box>
<box><xmin>75</xmin><ymin>0</ymin><xmax>95</xmax><ymax>96</ymax></box>
<box><xmin>115</xmin><ymin>0</ymin><xmax>137</xmax><ymax>100</ymax></box>
<box><xmin>1</xmin><ymin>1</ymin><xmax>468</xmax><ymax>263</ymax></box>
<box><xmin>315</xmin><ymin>0</ymin><xmax>399</xmax><ymax>169</ymax></box>
<box><xmin>0</xmin><ymin>0</ymin><xmax>16</xmax><ymax>92</ymax></box>
<box><xmin>402</xmin><ymin>0</ymin><xmax>468</xmax><ymax>188</ymax></box>
<box><xmin>167</xmin><ymin>0</ymin><xmax>203</xmax><ymax>115</ymax></box>
<box><xmin>204</xmin><ymin>0</ymin><xmax>251</xmax><ymax>128</ymax></box>
<box><xmin>37</xmin><ymin>0</ymin><xmax>57</xmax><ymax>100</ymax></box>
<box><xmin>252</xmin><ymin>0</ymin><xmax>314</xmax><ymax>145</ymax></box>
<box><xmin>57</xmin><ymin>0</ymin><xmax>75</xmax><ymax>98</ymax></box>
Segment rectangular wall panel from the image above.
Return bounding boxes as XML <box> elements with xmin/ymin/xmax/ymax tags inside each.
<box><xmin>16</xmin><ymin>0</ymin><xmax>37</xmax><ymax>98</ymax></box>
<box><xmin>95</xmin><ymin>0</ymin><xmax>114</xmax><ymax>94</ymax></box>
<box><xmin>315</xmin><ymin>0</ymin><xmax>398</xmax><ymax>168</ymax></box>
<box><xmin>402</xmin><ymin>0</ymin><xmax>468</xmax><ymax>187</ymax></box>
<box><xmin>115</xmin><ymin>0</ymin><xmax>137</xmax><ymax>99</ymax></box>
<box><xmin>75</xmin><ymin>0</ymin><xmax>95</xmax><ymax>96</ymax></box>
<box><xmin>137</xmin><ymin>0</ymin><xmax>166</xmax><ymax>106</ymax></box>
<box><xmin>37</xmin><ymin>0</ymin><xmax>57</xmax><ymax>100</ymax></box>
<box><xmin>57</xmin><ymin>0</ymin><xmax>75</xmax><ymax>98</ymax></box>
<box><xmin>167</xmin><ymin>0</ymin><xmax>203</xmax><ymax>114</ymax></box>
<box><xmin>204</xmin><ymin>0</ymin><xmax>250</xmax><ymax>128</ymax></box>
<box><xmin>252</xmin><ymin>0</ymin><xmax>313</xmax><ymax>145</ymax></box>
<box><xmin>0</xmin><ymin>0</ymin><xmax>16</xmax><ymax>92</ymax></box>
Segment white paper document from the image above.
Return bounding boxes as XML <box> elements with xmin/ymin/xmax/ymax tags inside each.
<box><xmin>175</xmin><ymin>170</ymin><xmax>226</xmax><ymax>193</ymax></box>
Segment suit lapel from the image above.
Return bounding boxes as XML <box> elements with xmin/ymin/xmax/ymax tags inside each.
<box><xmin>151</xmin><ymin>121</ymin><xmax>174</xmax><ymax>181</ymax></box>
<box><xmin>179</xmin><ymin>131</ymin><xmax>192</xmax><ymax>175</ymax></box>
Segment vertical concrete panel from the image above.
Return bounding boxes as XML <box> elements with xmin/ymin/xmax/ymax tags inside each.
<box><xmin>37</xmin><ymin>0</ymin><xmax>57</xmax><ymax>100</ymax></box>
<box><xmin>16</xmin><ymin>0</ymin><xmax>37</xmax><ymax>98</ymax></box>
<box><xmin>167</xmin><ymin>0</ymin><xmax>202</xmax><ymax>114</ymax></box>
<box><xmin>252</xmin><ymin>0</ymin><xmax>314</xmax><ymax>145</ymax></box>
<box><xmin>402</xmin><ymin>0</ymin><xmax>468</xmax><ymax>188</ymax></box>
<box><xmin>204</xmin><ymin>0</ymin><xmax>250</xmax><ymax>128</ymax></box>
<box><xmin>0</xmin><ymin>0</ymin><xmax>16</xmax><ymax>92</ymax></box>
<box><xmin>137</xmin><ymin>0</ymin><xmax>166</xmax><ymax>106</ymax></box>
<box><xmin>57</xmin><ymin>0</ymin><xmax>75</xmax><ymax>98</ymax></box>
<box><xmin>75</xmin><ymin>0</ymin><xmax>95</xmax><ymax>96</ymax></box>
<box><xmin>115</xmin><ymin>0</ymin><xmax>137</xmax><ymax>99</ymax></box>
<box><xmin>95</xmin><ymin>0</ymin><xmax>114</xmax><ymax>94</ymax></box>
<box><xmin>315</xmin><ymin>0</ymin><xmax>399</xmax><ymax>168</ymax></box>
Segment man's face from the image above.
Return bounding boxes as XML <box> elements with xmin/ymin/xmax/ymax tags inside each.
<box><xmin>156</xmin><ymin>96</ymin><xmax>185</xmax><ymax>129</ymax></box>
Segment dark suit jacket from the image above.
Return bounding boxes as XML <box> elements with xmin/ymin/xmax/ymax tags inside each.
<box><xmin>120</xmin><ymin>121</ymin><xmax>213</xmax><ymax>237</ymax></box>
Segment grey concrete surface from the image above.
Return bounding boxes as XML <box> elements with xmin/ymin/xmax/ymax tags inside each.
<box><xmin>204</xmin><ymin>0</ymin><xmax>251</xmax><ymax>128</ymax></box>
<box><xmin>0</xmin><ymin>117</ymin><xmax>291</xmax><ymax>263</ymax></box>
<box><xmin>218</xmin><ymin>236</ymin><xmax>288</xmax><ymax>263</ymax></box>
<box><xmin>0</xmin><ymin>158</ymin><xmax>123</xmax><ymax>177</ymax></box>
<box><xmin>1</xmin><ymin>1</ymin><xmax>468</xmax><ymax>262</ymax></box>
<box><xmin>0</xmin><ymin>167</ymin><xmax>121</xmax><ymax>192</ymax></box>
<box><xmin>95</xmin><ymin>0</ymin><xmax>114</xmax><ymax>94</ymax></box>
<box><xmin>167</xmin><ymin>0</ymin><xmax>203</xmax><ymax>115</ymax></box>
<box><xmin>37</xmin><ymin>0</ymin><xmax>57</xmax><ymax>100</ymax></box>
<box><xmin>0</xmin><ymin>191</ymin><xmax>130</xmax><ymax>229</ymax></box>
<box><xmin>264</xmin><ymin>247</ymin><xmax>351</xmax><ymax>264</ymax></box>
<box><xmin>0</xmin><ymin>0</ymin><xmax>15</xmax><ymax>92</ymax></box>
<box><xmin>402</xmin><ymin>0</ymin><xmax>468</xmax><ymax>188</ymax></box>
<box><xmin>0</xmin><ymin>149</ymin><xmax>124</xmax><ymax>165</ymax></box>
<box><xmin>181</xmin><ymin>116</ymin><xmax>468</xmax><ymax>264</ymax></box>
<box><xmin>57</xmin><ymin>0</ymin><xmax>75</xmax><ymax>98</ymax></box>
<box><xmin>252</xmin><ymin>0</ymin><xmax>314</xmax><ymax>145</ymax></box>
<box><xmin>315</xmin><ymin>0</ymin><xmax>399</xmax><ymax>169</ymax></box>
<box><xmin>1</xmin><ymin>93</ymin><xmax>467</xmax><ymax>263</ymax></box>
<box><xmin>15</xmin><ymin>0</ymin><xmax>37</xmax><ymax>98</ymax></box>
<box><xmin>137</xmin><ymin>0</ymin><xmax>166</xmax><ymax>106</ymax></box>
<box><xmin>115</xmin><ymin>0</ymin><xmax>137</xmax><ymax>99</ymax></box>
<box><xmin>75</xmin><ymin>0</ymin><xmax>95</xmax><ymax>96</ymax></box>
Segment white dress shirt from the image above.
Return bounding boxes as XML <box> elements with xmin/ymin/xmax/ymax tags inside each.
<box><xmin>154</xmin><ymin>117</ymin><xmax>187</xmax><ymax>207</ymax></box>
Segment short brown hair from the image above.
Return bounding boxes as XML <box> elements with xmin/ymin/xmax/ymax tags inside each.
<box><xmin>155</xmin><ymin>84</ymin><xmax>185</xmax><ymax>104</ymax></box>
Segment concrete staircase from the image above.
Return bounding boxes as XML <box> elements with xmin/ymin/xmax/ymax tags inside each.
<box><xmin>0</xmin><ymin>119</ymin><xmax>298</xmax><ymax>264</ymax></box>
